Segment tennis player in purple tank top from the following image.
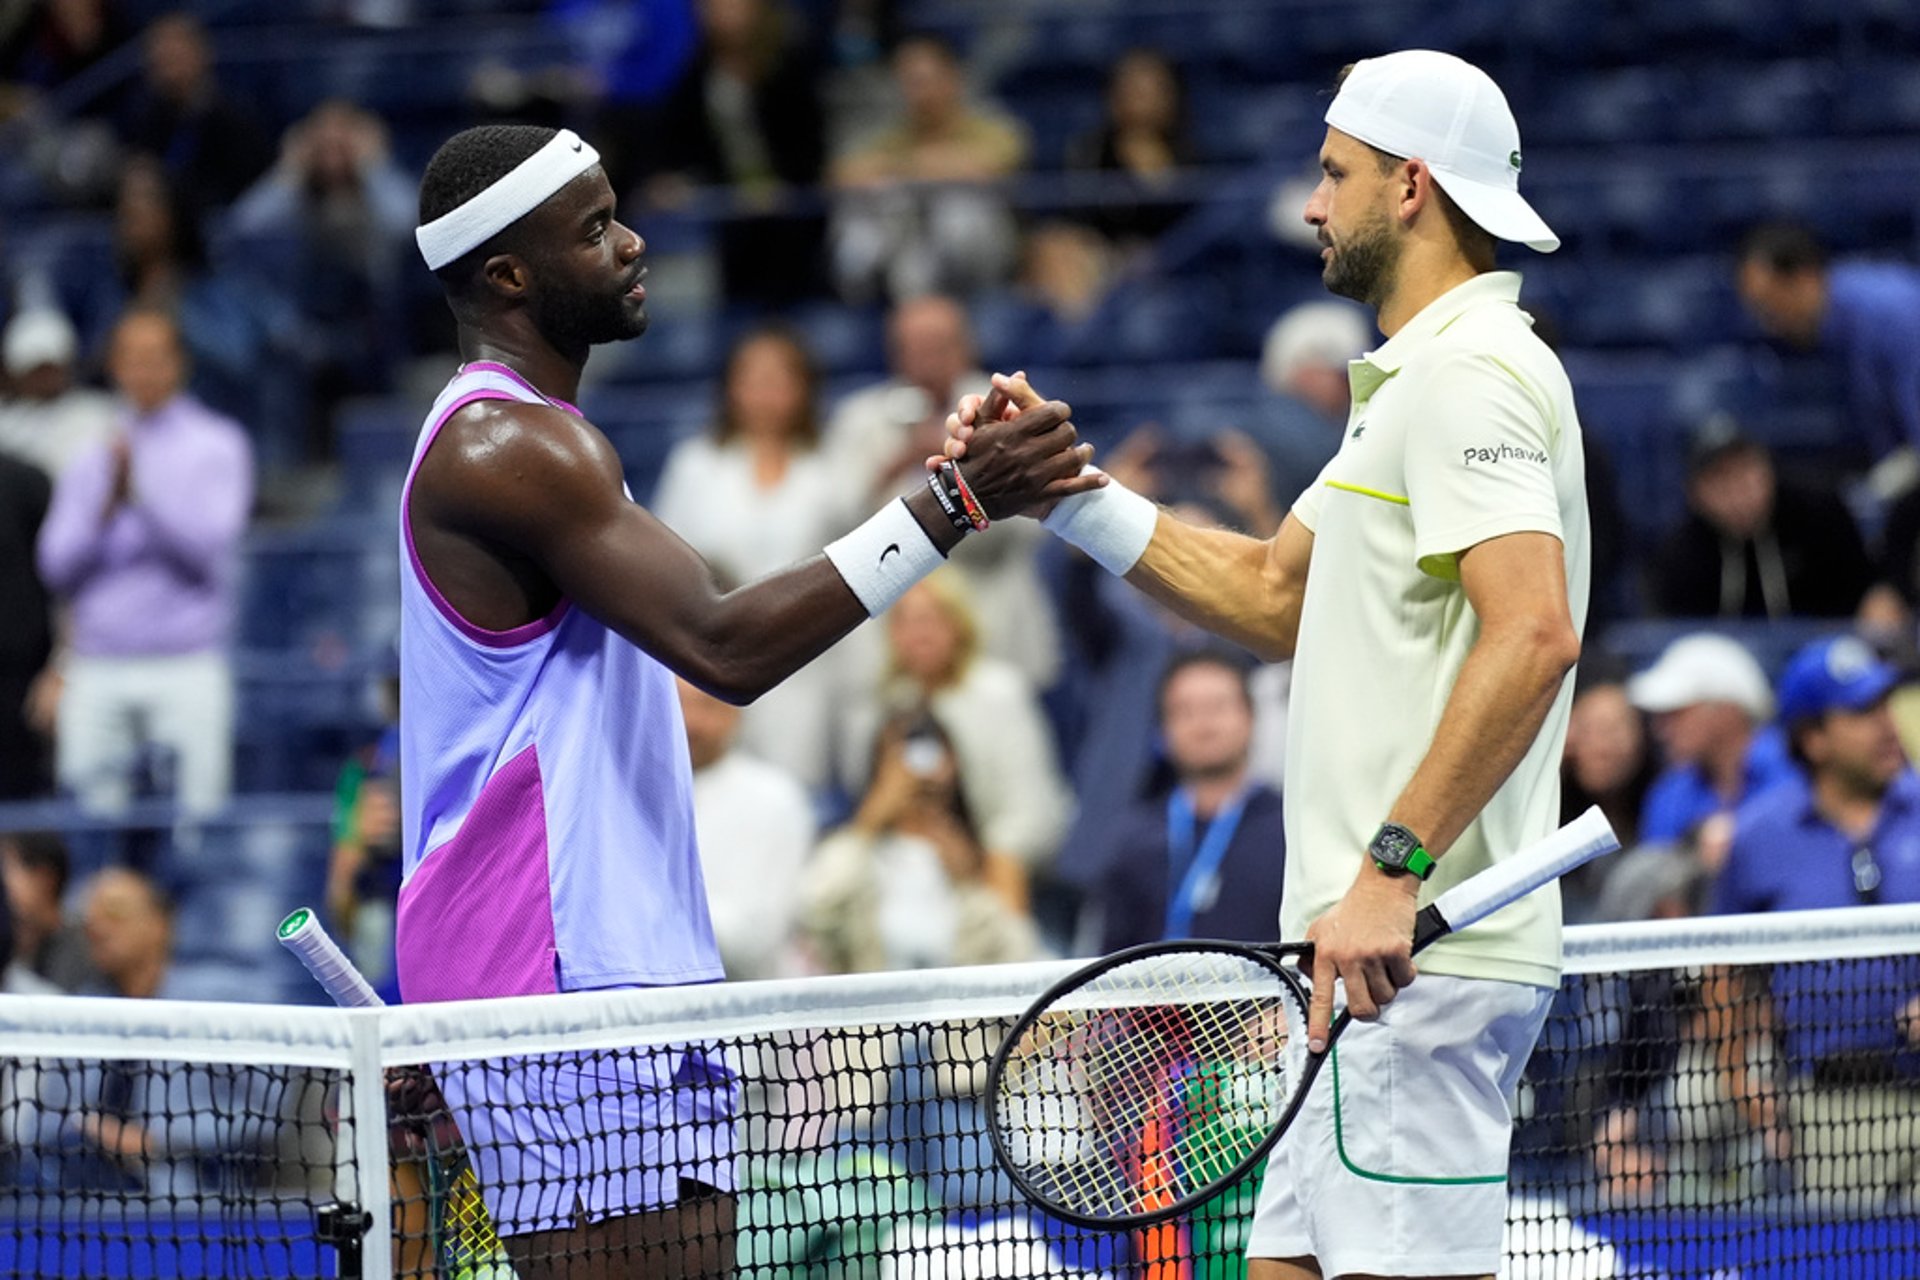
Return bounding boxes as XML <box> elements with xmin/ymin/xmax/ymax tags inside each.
<box><xmin>398</xmin><ymin>125</ymin><xmax>1102</xmax><ymax>1278</ymax></box>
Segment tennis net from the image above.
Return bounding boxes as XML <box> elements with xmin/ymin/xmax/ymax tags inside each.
<box><xmin>4</xmin><ymin>903</ymin><xmax>1918</xmax><ymax>1278</ymax></box>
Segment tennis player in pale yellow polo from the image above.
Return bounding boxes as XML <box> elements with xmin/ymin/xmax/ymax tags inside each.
<box><xmin>947</xmin><ymin>51</ymin><xmax>1588</xmax><ymax>1279</ymax></box>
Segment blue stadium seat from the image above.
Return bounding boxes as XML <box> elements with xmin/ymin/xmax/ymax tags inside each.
<box><xmin>1837</xmin><ymin>63</ymin><xmax>1920</xmax><ymax>134</ymax></box>
<box><xmin>783</xmin><ymin>300</ymin><xmax>887</xmax><ymax>375</ymax></box>
<box><xmin>1676</xmin><ymin>61</ymin><xmax>1835</xmax><ymax>142</ymax></box>
<box><xmin>1529</xmin><ymin>68</ymin><xmax>1679</xmax><ymax>148</ymax></box>
<box><xmin>967</xmin><ymin>292</ymin><xmax>1054</xmax><ymax>373</ymax></box>
<box><xmin>1187</xmin><ymin>84</ymin><xmax>1326</xmax><ymax>166</ymax></box>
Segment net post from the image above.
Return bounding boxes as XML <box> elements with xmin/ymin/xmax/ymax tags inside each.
<box><xmin>345</xmin><ymin>1007</ymin><xmax>395</xmax><ymax>1280</ymax></box>
<box><xmin>314</xmin><ymin>1202</ymin><xmax>374</xmax><ymax>1279</ymax></box>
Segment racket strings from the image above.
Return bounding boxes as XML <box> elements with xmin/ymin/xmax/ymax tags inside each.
<box><xmin>993</xmin><ymin>951</ymin><xmax>1304</xmax><ymax>1219</ymax></box>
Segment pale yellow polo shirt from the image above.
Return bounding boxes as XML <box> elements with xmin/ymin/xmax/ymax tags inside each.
<box><xmin>1282</xmin><ymin>270</ymin><xmax>1590</xmax><ymax>990</ymax></box>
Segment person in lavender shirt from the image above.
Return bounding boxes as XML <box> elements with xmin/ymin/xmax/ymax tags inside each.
<box><xmin>35</xmin><ymin>308</ymin><xmax>253</xmax><ymax>817</ymax></box>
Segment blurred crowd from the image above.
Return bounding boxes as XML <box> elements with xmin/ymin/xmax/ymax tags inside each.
<box><xmin>2</xmin><ymin>0</ymin><xmax>1920</xmax><ymax>1220</ymax></box>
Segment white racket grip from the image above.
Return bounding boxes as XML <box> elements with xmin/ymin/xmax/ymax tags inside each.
<box><xmin>277</xmin><ymin>907</ymin><xmax>387</xmax><ymax>1009</ymax></box>
<box><xmin>1429</xmin><ymin>806</ymin><xmax>1619</xmax><ymax>935</ymax></box>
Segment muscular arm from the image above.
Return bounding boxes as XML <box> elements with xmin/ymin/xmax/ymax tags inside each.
<box><xmin>414</xmin><ymin>398</ymin><xmax>1085</xmax><ymax>704</ymax></box>
<box><xmin>1303</xmin><ymin>530</ymin><xmax>1579</xmax><ymax>1045</ymax></box>
<box><xmin>1122</xmin><ymin>511</ymin><xmax>1314</xmax><ymax>662</ymax></box>
<box><xmin>1384</xmin><ymin>530</ymin><xmax>1582</xmax><ymax>856</ymax></box>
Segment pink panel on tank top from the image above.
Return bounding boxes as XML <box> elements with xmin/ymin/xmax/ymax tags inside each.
<box><xmin>396</xmin><ymin>743</ymin><xmax>560</xmax><ymax>1003</ymax></box>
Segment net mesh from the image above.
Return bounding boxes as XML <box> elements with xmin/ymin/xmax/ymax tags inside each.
<box><xmin>3</xmin><ymin>905</ymin><xmax>1918</xmax><ymax>1279</ymax></box>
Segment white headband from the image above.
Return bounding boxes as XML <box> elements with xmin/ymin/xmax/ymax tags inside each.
<box><xmin>416</xmin><ymin>129</ymin><xmax>602</xmax><ymax>270</ymax></box>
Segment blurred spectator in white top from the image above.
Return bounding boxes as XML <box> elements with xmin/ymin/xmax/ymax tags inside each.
<box><xmin>1627</xmin><ymin>633</ymin><xmax>1796</xmax><ymax>850</ymax></box>
<box><xmin>842</xmin><ymin>573</ymin><xmax>1070</xmax><ymax>904</ymax></box>
<box><xmin>0</xmin><ymin>308</ymin><xmax>117</xmax><ymax>478</ymax></box>
<box><xmin>35</xmin><ymin>308</ymin><xmax>252</xmax><ymax>817</ymax></box>
<box><xmin>825</xmin><ymin>295</ymin><xmax>1060</xmax><ymax>687</ymax></box>
<box><xmin>1252</xmin><ymin>299</ymin><xmax>1371</xmax><ymax>507</ymax></box>
<box><xmin>231</xmin><ymin>100</ymin><xmax>416</xmax><ymax>459</ymax></box>
<box><xmin>1649</xmin><ymin>416</ymin><xmax>1875</xmax><ymax>621</ymax></box>
<box><xmin>829</xmin><ymin>32</ymin><xmax>1027</xmax><ymax>302</ymax></box>
<box><xmin>2</xmin><ymin>831</ymin><xmax>101</xmax><ymax>992</ymax></box>
<box><xmin>653</xmin><ymin>325</ymin><xmax>860</xmax><ymax>788</ymax></box>
<box><xmin>115</xmin><ymin>12</ymin><xmax>272</xmax><ymax>206</ymax></box>
<box><xmin>1065</xmin><ymin>48</ymin><xmax>1194</xmax><ymax>246</ymax></box>
<box><xmin>802</xmin><ymin>710</ymin><xmax>1038</xmax><ymax>973</ymax></box>
<box><xmin>677</xmin><ymin>677</ymin><xmax>814</xmax><ymax>980</ymax></box>
<box><xmin>827</xmin><ymin>294</ymin><xmax>985</xmax><ymax>498</ymax></box>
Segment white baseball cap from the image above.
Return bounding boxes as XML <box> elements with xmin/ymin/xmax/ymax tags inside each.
<box><xmin>1325</xmin><ymin>49</ymin><xmax>1559</xmax><ymax>253</ymax></box>
<box><xmin>3</xmin><ymin>308</ymin><xmax>78</xmax><ymax>377</ymax></box>
<box><xmin>1627</xmin><ymin>634</ymin><xmax>1774</xmax><ymax>722</ymax></box>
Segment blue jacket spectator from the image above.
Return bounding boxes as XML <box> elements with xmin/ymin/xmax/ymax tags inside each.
<box><xmin>1736</xmin><ymin>223</ymin><xmax>1920</xmax><ymax>462</ymax></box>
<box><xmin>1628</xmin><ymin>633</ymin><xmax>1796</xmax><ymax>844</ymax></box>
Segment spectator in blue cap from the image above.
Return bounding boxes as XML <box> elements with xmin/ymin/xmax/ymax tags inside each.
<box><xmin>1707</xmin><ymin>634</ymin><xmax>1920</xmax><ymax>1211</ymax></box>
<box><xmin>1714</xmin><ymin>635</ymin><xmax>1918</xmax><ymax>916</ymax></box>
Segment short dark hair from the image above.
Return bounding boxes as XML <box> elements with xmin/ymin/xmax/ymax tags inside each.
<box><xmin>418</xmin><ymin>124</ymin><xmax>559</xmax><ymax>282</ymax></box>
<box><xmin>1739</xmin><ymin>221</ymin><xmax>1828</xmax><ymax>274</ymax></box>
<box><xmin>1157</xmin><ymin>648</ymin><xmax>1255</xmax><ymax>719</ymax></box>
<box><xmin>2</xmin><ymin>831</ymin><xmax>71</xmax><ymax>898</ymax></box>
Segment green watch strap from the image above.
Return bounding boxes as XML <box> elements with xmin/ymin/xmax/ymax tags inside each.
<box><xmin>1403</xmin><ymin>844</ymin><xmax>1436</xmax><ymax>880</ymax></box>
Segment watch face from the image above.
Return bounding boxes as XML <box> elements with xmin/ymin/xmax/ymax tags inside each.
<box><xmin>1373</xmin><ymin>825</ymin><xmax>1416</xmax><ymax>867</ymax></box>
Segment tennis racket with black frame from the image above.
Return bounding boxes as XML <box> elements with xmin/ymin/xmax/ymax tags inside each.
<box><xmin>277</xmin><ymin>909</ymin><xmax>516</xmax><ymax>1279</ymax></box>
<box><xmin>984</xmin><ymin>806</ymin><xmax>1619</xmax><ymax>1230</ymax></box>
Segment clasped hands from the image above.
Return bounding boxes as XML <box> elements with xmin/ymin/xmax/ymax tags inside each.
<box><xmin>925</xmin><ymin>371</ymin><xmax>1110</xmax><ymax>520</ymax></box>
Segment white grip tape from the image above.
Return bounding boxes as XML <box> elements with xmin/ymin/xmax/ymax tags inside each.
<box><xmin>1042</xmin><ymin>473</ymin><xmax>1158</xmax><ymax>576</ymax></box>
<box><xmin>279</xmin><ymin>911</ymin><xmax>386</xmax><ymax>1009</ymax></box>
<box><xmin>824</xmin><ymin>498</ymin><xmax>946</xmax><ymax>617</ymax></box>
<box><xmin>1431</xmin><ymin>806</ymin><xmax>1620</xmax><ymax>934</ymax></box>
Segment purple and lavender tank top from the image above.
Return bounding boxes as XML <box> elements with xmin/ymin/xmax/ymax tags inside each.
<box><xmin>394</xmin><ymin>362</ymin><xmax>723</xmax><ymax>1003</ymax></box>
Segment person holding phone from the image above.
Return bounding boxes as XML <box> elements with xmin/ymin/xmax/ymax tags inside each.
<box><xmin>800</xmin><ymin>711</ymin><xmax>1040</xmax><ymax>974</ymax></box>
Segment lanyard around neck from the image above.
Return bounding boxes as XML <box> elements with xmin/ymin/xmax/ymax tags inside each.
<box><xmin>1164</xmin><ymin>786</ymin><xmax>1249</xmax><ymax>939</ymax></box>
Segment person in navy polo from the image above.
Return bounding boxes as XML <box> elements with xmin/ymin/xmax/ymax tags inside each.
<box><xmin>1081</xmin><ymin>649</ymin><xmax>1287</xmax><ymax>950</ymax></box>
<box><xmin>1711</xmin><ymin>634</ymin><xmax>1920</xmax><ymax>1210</ymax></box>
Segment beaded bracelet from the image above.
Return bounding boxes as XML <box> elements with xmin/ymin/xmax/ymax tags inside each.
<box><xmin>925</xmin><ymin>467</ymin><xmax>973</xmax><ymax>535</ymax></box>
<box><xmin>943</xmin><ymin>460</ymin><xmax>991</xmax><ymax>532</ymax></box>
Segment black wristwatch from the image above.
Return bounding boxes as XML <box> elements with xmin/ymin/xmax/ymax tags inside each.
<box><xmin>1369</xmin><ymin>822</ymin><xmax>1436</xmax><ymax>880</ymax></box>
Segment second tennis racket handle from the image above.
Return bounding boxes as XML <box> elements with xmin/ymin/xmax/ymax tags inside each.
<box><xmin>278</xmin><ymin>907</ymin><xmax>386</xmax><ymax>1009</ymax></box>
<box><xmin>1428</xmin><ymin>806</ymin><xmax>1618</xmax><ymax>935</ymax></box>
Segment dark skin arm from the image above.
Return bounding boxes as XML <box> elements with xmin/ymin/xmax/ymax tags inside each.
<box><xmin>408</xmin><ymin>390</ymin><xmax>1095</xmax><ymax>705</ymax></box>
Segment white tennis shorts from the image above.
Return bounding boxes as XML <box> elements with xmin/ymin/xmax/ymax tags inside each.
<box><xmin>438</xmin><ymin>1044</ymin><xmax>739</xmax><ymax>1236</ymax></box>
<box><xmin>1246</xmin><ymin>974</ymin><xmax>1553</xmax><ymax>1277</ymax></box>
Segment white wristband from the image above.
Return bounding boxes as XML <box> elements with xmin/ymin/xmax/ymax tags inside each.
<box><xmin>824</xmin><ymin>498</ymin><xmax>946</xmax><ymax>616</ymax></box>
<box><xmin>1042</xmin><ymin>472</ymin><xmax>1158</xmax><ymax>576</ymax></box>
